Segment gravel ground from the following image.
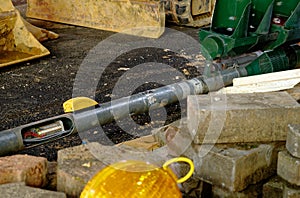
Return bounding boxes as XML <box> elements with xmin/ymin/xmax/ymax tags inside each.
<box><xmin>0</xmin><ymin>1</ymin><xmax>206</xmax><ymax>161</ymax></box>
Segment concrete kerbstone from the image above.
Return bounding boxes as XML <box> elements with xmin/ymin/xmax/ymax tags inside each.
<box><xmin>187</xmin><ymin>92</ymin><xmax>300</xmax><ymax>144</ymax></box>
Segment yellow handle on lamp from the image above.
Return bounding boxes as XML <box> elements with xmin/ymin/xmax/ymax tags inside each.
<box><xmin>162</xmin><ymin>157</ymin><xmax>194</xmax><ymax>183</ymax></box>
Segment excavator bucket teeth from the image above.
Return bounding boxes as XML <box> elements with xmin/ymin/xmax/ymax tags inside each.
<box><xmin>0</xmin><ymin>0</ymin><xmax>50</xmax><ymax>68</ymax></box>
<box><xmin>26</xmin><ymin>0</ymin><xmax>165</xmax><ymax>38</ymax></box>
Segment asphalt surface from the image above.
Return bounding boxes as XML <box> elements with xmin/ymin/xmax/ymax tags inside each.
<box><xmin>0</xmin><ymin>3</ymin><xmax>206</xmax><ymax>161</ymax></box>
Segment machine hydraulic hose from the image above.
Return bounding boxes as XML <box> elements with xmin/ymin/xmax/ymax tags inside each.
<box><xmin>0</xmin><ymin>44</ymin><xmax>299</xmax><ymax>156</ymax></box>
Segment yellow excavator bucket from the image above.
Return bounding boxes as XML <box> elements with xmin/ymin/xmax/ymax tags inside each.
<box><xmin>0</xmin><ymin>0</ymin><xmax>50</xmax><ymax>68</ymax></box>
<box><xmin>26</xmin><ymin>0</ymin><xmax>165</xmax><ymax>38</ymax></box>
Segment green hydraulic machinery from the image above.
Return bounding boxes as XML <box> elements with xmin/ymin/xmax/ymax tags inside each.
<box><xmin>199</xmin><ymin>0</ymin><xmax>300</xmax><ymax>59</ymax></box>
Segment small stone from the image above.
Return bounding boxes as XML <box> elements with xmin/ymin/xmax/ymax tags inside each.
<box><xmin>277</xmin><ymin>150</ymin><xmax>300</xmax><ymax>186</ymax></box>
<box><xmin>34</xmin><ymin>77</ymin><xmax>41</xmax><ymax>83</ymax></box>
<box><xmin>0</xmin><ymin>154</ymin><xmax>47</xmax><ymax>187</ymax></box>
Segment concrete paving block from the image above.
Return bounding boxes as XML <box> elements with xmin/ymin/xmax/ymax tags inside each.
<box><xmin>0</xmin><ymin>182</ymin><xmax>66</xmax><ymax>198</ymax></box>
<box><xmin>263</xmin><ymin>176</ymin><xmax>300</xmax><ymax>198</ymax></box>
<box><xmin>180</xmin><ymin>176</ymin><xmax>208</xmax><ymax>198</ymax></box>
<box><xmin>57</xmin><ymin>141</ymin><xmax>168</xmax><ymax>197</ymax></box>
<box><xmin>46</xmin><ymin>161</ymin><xmax>57</xmax><ymax>191</ymax></box>
<box><xmin>212</xmin><ymin>182</ymin><xmax>263</xmax><ymax>198</ymax></box>
<box><xmin>183</xmin><ymin>142</ymin><xmax>284</xmax><ymax>192</ymax></box>
<box><xmin>0</xmin><ymin>154</ymin><xmax>47</xmax><ymax>187</ymax></box>
<box><xmin>56</xmin><ymin>143</ymin><xmax>106</xmax><ymax>197</ymax></box>
<box><xmin>187</xmin><ymin>92</ymin><xmax>300</xmax><ymax>144</ymax></box>
<box><xmin>283</xmin><ymin>185</ymin><xmax>300</xmax><ymax>198</ymax></box>
<box><xmin>263</xmin><ymin>176</ymin><xmax>284</xmax><ymax>198</ymax></box>
<box><xmin>286</xmin><ymin>124</ymin><xmax>300</xmax><ymax>158</ymax></box>
<box><xmin>277</xmin><ymin>150</ymin><xmax>300</xmax><ymax>186</ymax></box>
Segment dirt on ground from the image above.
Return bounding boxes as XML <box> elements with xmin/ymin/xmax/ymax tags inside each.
<box><xmin>0</xmin><ymin>1</ymin><xmax>206</xmax><ymax>161</ymax></box>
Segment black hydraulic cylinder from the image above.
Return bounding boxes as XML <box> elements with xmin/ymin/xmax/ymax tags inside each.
<box><xmin>0</xmin><ymin>44</ymin><xmax>299</xmax><ymax>156</ymax></box>
<box><xmin>73</xmin><ymin>67</ymin><xmax>246</xmax><ymax>132</ymax></box>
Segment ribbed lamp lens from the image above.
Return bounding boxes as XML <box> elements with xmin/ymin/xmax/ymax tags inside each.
<box><xmin>80</xmin><ymin>160</ymin><xmax>182</xmax><ymax>198</ymax></box>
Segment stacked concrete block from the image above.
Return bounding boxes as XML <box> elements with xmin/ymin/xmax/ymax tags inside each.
<box><xmin>152</xmin><ymin>92</ymin><xmax>300</xmax><ymax>195</ymax></box>
<box><xmin>275</xmin><ymin>124</ymin><xmax>300</xmax><ymax>197</ymax></box>
<box><xmin>153</xmin><ymin>120</ymin><xmax>284</xmax><ymax>194</ymax></box>
<box><xmin>277</xmin><ymin>150</ymin><xmax>300</xmax><ymax>185</ymax></box>
<box><xmin>185</xmin><ymin>142</ymin><xmax>284</xmax><ymax>192</ymax></box>
<box><xmin>56</xmin><ymin>143</ymin><xmax>106</xmax><ymax>197</ymax></box>
<box><xmin>187</xmin><ymin>92</ymin><xmax>300</xmax><ymax>144</ymax></box>
<box><xmin>0</xmin><ymin>154</ymin><xmax>48</xmax><ymax>187</ymax></box>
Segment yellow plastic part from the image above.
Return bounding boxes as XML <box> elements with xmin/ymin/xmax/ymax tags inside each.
<box><xmin>80</xmin><ymin>158</ymin><xmax>194</xmax><ymax>198</ymax></box>
<box><xmin>63</xmin><ymin>97</ymin><xmax>98</xmax><ymax>113</ymax></box>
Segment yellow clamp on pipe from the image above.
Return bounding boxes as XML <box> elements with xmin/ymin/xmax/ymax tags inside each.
<box><xmin>163</xmin><ymin>157</ymin><xmax>194</xmax><ymax>183</ymax></box>
<box><xmin>63</xmin><ymin>97</ymin><xmax>98</xmax><ymax>113</ymax></box>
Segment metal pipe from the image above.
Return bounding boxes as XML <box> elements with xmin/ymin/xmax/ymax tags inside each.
<box><xmin>0</xmin><ymin>44</ymin><xmax>299</xmax><ymax>156</ymax></box>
